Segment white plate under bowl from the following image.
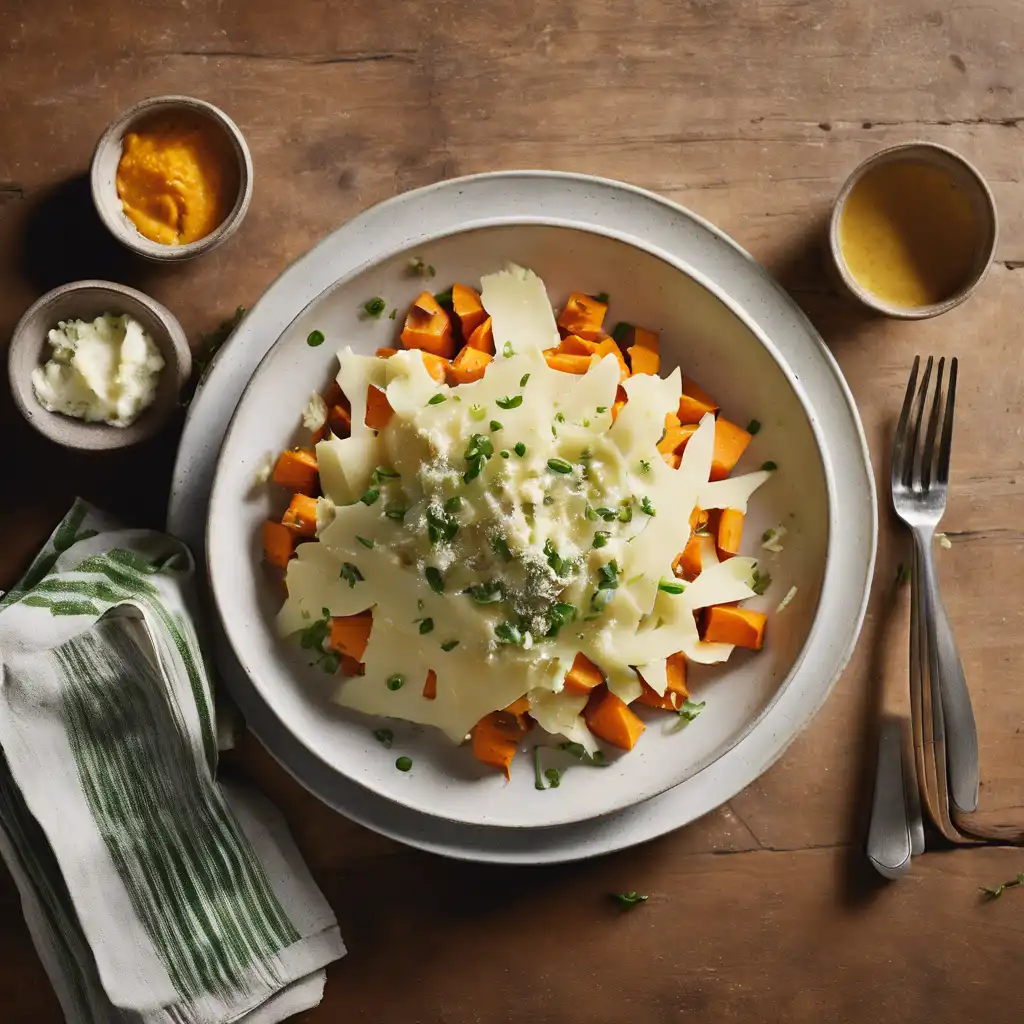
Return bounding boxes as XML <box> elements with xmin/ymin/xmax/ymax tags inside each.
<box><xmin>172</xmin><ymin>172</ymin><xmax>875</xmax><ymax>861</ymax></box>
<box><xmin>208</xmin><ymin>219</ymin><xmax>832</xmax><ymax>829</ymax></box>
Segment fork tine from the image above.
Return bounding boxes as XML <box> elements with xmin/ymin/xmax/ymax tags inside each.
<box><xmin>936</xmin><ymin>357</ymin><xmax>958</xmax><ymax>485</ymax></box>
<box><xmin>891</xmin><ymin>355</ymin><xmax>921</xmax><ymax>490</ymax></box>
<box><xmin>921</xmin><ymin>358</ymin><xmax>946</xmax><ymax>492</ymax></box>
<box><xmin>908</xmin><ymin>356</ymin><xmax>934</xmax><ymax>490</ymax></box>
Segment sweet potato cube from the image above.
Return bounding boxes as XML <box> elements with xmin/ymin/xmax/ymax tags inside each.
<box><xmin>364</xmin><ymin>385</ymin><xmax>394</xmax><ymax>431</ymax></box>
<box><xmin>281</xmin><ymin>494</ymin><xmax>318</xmax><ymax>537</ymax></box>
<box><xmin>557</xmin><ymin>292</ymin><xmax>608</xmax><ymax>340</ymax></box>
<box><xmin>262</xmin><ymin>520</ymin><xmax>295</xmax><ymax>569</ymax></box>
<box><xmin>401</xmin><ymin>291</ymin><xmax>455</xmax><ymax>358</ymax></box>
<box><xmin>329</xmin><ymin>610</ymin><xmax>373</xmax><ymax>660</ymax></box>
<box><xmin>702</xmin><ymin>606</ymin><xmax>766</xmax><ymax>650</ymax></box>
<box><xmin>272</xmin><ymin>448</ymin><xmax>319</xmax><ymax>496</ymax></box>
<box><xmin>563</xmin><ymin>652</ymin><xmax>605</xmax><ymax>695</ymax></box>
<box><xmin>452</xmin><ymin>283</ymin><xmax>488</xmax><ymax>340</ymax></box>
<box><xmin>447</xmin><ymin>345</ymin><xmax>492</xmax><ymax>385</ymax></box>
<box><xmin>583</xmin><ymin>687</ymin><xmax>646</xmax><ymax>750</ymax></box>
<box><xmin>471</xmin><ymin>711</ymin><xmax>528</xmax><ymax>779</ymax></box>
<box><xmin>677</xmin><ymin>378</ymin><xmax>720</xmax><ymax>424</ymax></box>
<box><xmin>710</xmin><ymin>419</ymin><xmax>752</xmax><ymax>480</ymax></box>
<box><xmin>466</xmin><ymin>316</ymin><xmax>495</xmax><ymax>354</ymax></box>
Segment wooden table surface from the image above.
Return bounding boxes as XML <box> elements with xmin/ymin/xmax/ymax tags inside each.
<box><xmin>3</xmin><ymin>1</ymin><xmax>1024</xmax><ymax>1021</ymax></box>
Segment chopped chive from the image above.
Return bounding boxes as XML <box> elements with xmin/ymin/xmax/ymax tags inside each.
<box><xmin>360</xmin><ymin>488</ymin><xmax>380</xmax><ymax>505</ymax></box>
<box><xmin>386</xmin><ymin>674</ymin><xmax>405</xmax><ymax>691</ymax></box>
<box><xmin>592</xmin><ymin>531</ymin><xmax>610</xmax><ymax>548</ymax></box>
<box><xmin>618</xmin><ymin>504</ymin><xmax>633</xmax><ymax>523</ymax></box>
<box><xmin>520</xmin><ymin>372</ymin><xmax>531</xmax><ymax>387</ymax></box>
<box><xmin>596</xmin><ymin>405</ymin><xmax>608</xmax><ymax>414</ymax></box>
<box><xmin>491</xmin><ymin>535</ymin><xmax>513</xmax><ymax>561</ymax></box>
<box><xmin>640</xmin><ymin>495</ymin><xmax>656</xmax><ymax>516</ymax></box>
<box><xmin>554</xmin><ymin>412</ymin><xmax>565</xmax><ymax>424</ymax></box>
<box><xmin>356</xmin><ymin>536</ymin><xmax>375</xmax><ymax>549</ymax></box>
<box><xmin>585</xmin><ymin>505</ymin><xmax>599</xmax><ymax>522</ymax></box>
<box><xmin>384</xmin><ymin>505</ymin><xmax>406</xmax><ymax>521</ymax></box>
<box><xmin>470</xmin><ymin>403</ymin><xmax>486</xmax><ymax>420</ymax></box>
<box><xmin>496</xmin><ymin>395</ymin><xmax>523</xmax><ymax>410</ymax></box>
<box><xmin>502</xmin><ymin>341</ymin><xmax>515</xmax><ymax>358</ymax></box>
<box><xmin>425</xmin><ymin>567</ymin><xmax>445</xmax><ymax>593</ymax></box>
<box><xmin>534</xmin><ymin>747</ymin><xmax>546</xmax><ymax>790</ymax></box>
<box><xmin>440</xmin><ymin>639</ymin><xmax>460</xmax><ymax>651</ymax></box>
<box><xmin>418</xmin><ymin>618</ymin><xmax>434</xmax><ymax>634</ymax></box>
<box><xmin>495</xmin><ymin>621</ymin><xmax>523</xmax><ymax>645</ymax></box>
<box><xmin>490</xmin><ymin>420</ymin><xmax>503</xmax><ymax>431</ymax></box>
<box><xmin>747</xmin><ymin>419</ymin><xmax>762</xmax><ymax>435</ymax></box>
<box><xmin>557</xmin><ymin>742</ymin><xmax>609</xmax><ymax>766</ymax></box>
<box><xmin>639</xmin><ymin>459</ymin><xmax>651</xmax><ymax>474</ymax></box>
<box><xmin>388</xmin><ymin>308</ymin><xmax>398</xmax><ymax>320</ymax></box>
<box><xmin>373</xmin><ymin>728</ymin><xmax>394</xmax><ymax>748</ymax></box>
<box><xmin>500</xmin><ymin>450</ymin><xmax>510</xmax><ymax>459</ymax></box>
<box><xmin>444</xmin><ymin>495</ymin><xmax>462</xmax><ymax>514</ymax></box>
<box><xmin>395</xmin><ymin>756</ymin><xmax>413</xmax><ymax>772</ymax></box>
<box><xmin>428</xmin><ymin>394</ymin><xmax>447</xmax><ymax>405</ymax></box>
<box><xmin>372</xmin><ymin>465</ymin><xmax>400</xmax><ymax>481</ymax></box>
<box><xmin>762</xmin><ymin>460</ymin><xmax>778</xmax><ymax>471</ymax></box>
<box><xmin>751</xmin><ymin>567</ymin><xmax>772</xmax><ymax>595</ymax></box>
<box><xmin>306</xmin><ymin>329</ymin><xmax>325</xmax><ymax>347</ymax></box>
<box><xmin>363</xmin><ymin>297</ymin><xmax>386</xmax><ymax>318</ymax></box>
<box><xmin>547</xmin><ymin>458</ymin><xmax>573</xmax><ymax>474</ymax></box>
<box><xmin>658</xmin><ymin>578</ymin><xmax>686</xmax><ymax>595</ymax></box>
<box><xmin>514</xmin><ymin>442</ymin><xmax>527</xmax><ymax>458</ymax></box>
<box><xmin>593</xmin><ymin>292</ymin><xmax>610</xmax><ymax>304</ymax></box>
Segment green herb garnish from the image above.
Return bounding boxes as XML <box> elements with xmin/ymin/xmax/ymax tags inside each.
<box><xmin>469</xmin><ymin>403</ymin><xmax>486</xmax><ymax>420</ymax></box>
<box><xmin>762</xmin><ymin>460</ymin><xmax>778</xmax><ymax>471</ymax></box>
<box><xmin>597</xmin><ymin>559</ymin><xmax>621</xmax><ymax>591</ymax></box>
<box><xmin>371</xmin><ymin>465</ymin><xmax>400</xmax><ymax>483</ymax></box>
<box><xmin>464</xmin><ymin>580</ymin><xmax>504</xmax><ymax>604</ymax></box>
<box><xmin>640</xmin><ymin>495</ymin><xmax>656</xmax><ymax>517</ymax></box>
<box><xmin>363</xmin><ymin>297</ymin><xmax>386</xmax><ymax>318</ymax></box>
<box><xmin>596</xmin><ymin>405</ymin><xmax>608</xmax><ymax>414</ymax></box>
<box><xmin>360</xmin><ymin>489</ymin><xmax>380</xmax><ymax>506</ymax></box>
<box><xmin>494</xmin><ymin>621</ymin><xmax>523</xmax><ymax>645</ymax></box>
<box><xmin>388</xmin><ymin>308</ymin><xmax>398</xmax><ymax>320</ymax></box>
<box><xmin>547</xmin><ymin>458</ymin><xmax>573</xmax><ymax>474</ymax></box>
<box><xmin>544</xmin><ymin>767</ymin><xmax>562</xmax><ymax>788</ymax></box>
<box><xmin>496</xmin><ymin>395</ymin><xmax>523</xmax><ymax>410</ymax></box>
<box><xmin>558</xmin><ymin>742</ymin><xmax>609</xmax><ymax>766</ymax></box>
<box><xmin>639</xmin><ymin>459</ymin><xmax>651</xmax><ymax>474</ymax></box>
<box><xmin>658</xmin><ymin>578</ymin><xmax>686</xmax><ymax>595</ymax></box>
<box><xmin>373</xmin><ymin>728</ymin><xmax>394</xmax><ymax>748</ymax></box>
<box><xmin>545</xmin><ymin>602</ymin><xmax>576</xmax><ymax>637</ymax></box>
<box><xmin>520</xmin><ymin>372</ymin><xmax>531</xmax><ymax>387</ymax></box>
<box><xmin>677</xmin><ymin>700</ymin><xmax>706</xmax><ymax>722</ymax></box>
<box><xmin>433</xmin><ymin>287</ymin><xmax>454</xmax><ymax>307</ymax></box>
<box><xmin>979</xmin><ymin>872</ymin><xmax>1024</xmax><ymax>899</ymax></box>
<box><xmin>425</xmin><ymin>567</ymin><xmax>445</xmax><ymax>593</ymax></box>
<box><xmin>440</xmin><ymin>639</ymin><xmax>460</xmax><ymax>651</ymax></box>
<box><xmin>611</xmin><ymin>892</ymin><xmax>648</xmax><ymax>909</ymax></box>
<box><xmin>490</xmin><ymin>420</ymin><xmax>503</xmax><ymax>431</ymax></box>
<box><xmin>611</xmin><ymin>322</ymin><xmax>633</xmax><ymax>345</ymax></box>
<box><xmin>534</xmin><ymin>747</ymin><xmax>546</xmax><ymax>790</ymax></box>
<box><xmin>463</xmin><ymin>432</ymin><xmax>495</xmax><ymax>483</ymax></box>
<box><xmin>751</xmin><ymin>566</ymin><xmax>772</xmax><ymax>595</ymax></box>
<box><xmin>593</xmin><ymin>291</ymin><xmax>610</xmax><ymax>304</ymax></box>
<box><xmin>747</xmin><ymin>419</ymin><xmax>762</xmax><ymax>435</ymax></box>
<box><xmin>386</xmin><ymin>674</ymin><xmax>405</xmax><ymax>691</ymax></box>
<box><xmin>339</xmin><ymin>563</ymin><xmax>364</xmax><ymax>588</ymax></box>
<box><xmin>618</xmin><ymin>503</ymin><xmax>633</xmax><ymax>523</ymax></box>
<box><xmin>306</xmin><ymin>329</ymin><xmax>325</xmax><ymax>347</ymax></box>
<box><xmin>409</xmin><ymin>257</ymin><xmax>435</xmax><ymax>277</ymax></box>
<box><xmin>418</xmin><ymin>618</ymin><xmax>434</xmax><ymax>634</ymax></box>
<box><xmin>491</xmin><ymin>535</ymin><xmax>513</xmax><ymax>561</ymax></box>
<box><xmin>384</xmin><ymin>504</ymin><xmax>406</xmax><ymax>521</ymax></box>
<box><xmin>502</xmin><ymin>341</ymin><xmax>515</xmax><ymax>358</ymax></box>
<box><xmin>428</xmin><ymin>394</ymin><xmax>447</xmax><ymax>406</ymax></box>
<box><xmin>554</xmin><ymin>412</ymin><xmax>565</xmax><ymax>424</ymax></box>
<box><xmin>356</xmin><ymin>536</ymin><xmax>375</xmax><ymax>549</ymax></box>
<box><xmin>395</xmin><ymin>756</ymin><xmax>413</xmax><ymax>772</ymax></box>
<box><xmin>500</xmin><ymin>450</ymin><xmax>510</xmax><ymax>458</ymax></box>
<box><xmin>514</xmin><ymin>442</ymin><xmax>527</xmax><ymax>458</ymax></box>
<box><xmin>592</xmin><ymin>531</ymin><xmax>610</xmax><ymax>549</ymax></box>
<box><xmin>444</xmin><ymin>495</ymin><xmax>462</xmax><ymax>514</ymax></box>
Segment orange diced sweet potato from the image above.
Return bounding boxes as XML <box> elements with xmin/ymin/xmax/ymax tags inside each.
<box><xmin>364</xmin><ymin>385</ymin><xmax>394</xmax><ymax>431</ymax></box>
<box><xmin>262</xmin><ymin>520</ymin><xmax>295</xmax><ymax>569</ymax></box>
<box><xmin>563</xmin><ymin>652</ymin><xmax>605</xmax><ymax>695</ymax></box>
<box><xmin>466</xmin><ymin>315</ymin><xmax>495</xmax><ymax>354</ymax></box>
<box><xmin>716</xmin><ymin>508</ymin><xmax>744</xmax><ymax>560</ymax></box>
<box><xmin>557</xmin><ymin>292</ymin><xmax>608</xmax><ymax>340</ymax></box>
<box><xmin>327</xmin><ymin>403</ymin><xmax>352</xmax><ymax>438</ymax></box>
<box><xmin>281</xmin><ymin>494</ymin><xmax>318</xmax><ymax>537</ymax></box>
<box><xmin>710</xmin><ymin>419</ymin><xmax>752</xmax><ymax>480</ymax></box>
<box><xmin>423</xmin><ymin>669</ymin><xmax>438</xmax><ymax>700</ymax></box>
<box><xmin>677</xmin><ymin>378</ymin><xmax>720</xmax><ymax>424</ymax></box>
<box><xmin>271</xmin><ymin>448</ymin><xmax>319</xmax><ymax>496</ymax></box>
<box><xmin>626</xmin><ymin>327</ymin><xmax>659</xmax><ymax>375</ymax></box>
<box><xmin>447</xmin><ymin>345</ymin><xmax>493</xmax><ymax>385</ymax></box>
<box><xmin>583</xmin><ymin>686</ymin><xmax>646</xmax><ymax>751</ymax></box>
<box><xmin>558</xmin><ymin>334</ymin><xmax>600</xmax><ymax>356</ymax></box>
<box><xmin>329</xmin><ymin>610</ymin><xmax>373</xmax><ymax>660</ymax></box>
<box><xmin>401</xmin><ymin>291</ymin><xmax>455</xmax><ymax>358</ymax></box>
<box><xmin>471</xmin><ymin>711</ymin><xmax>528</xmax><ymax>779</ymax></box>
<box><xmin>544</xmin><ymin>350</ymin><xmax>592</xmax><ymax>374</ymax></box>
<box><xmin>592</xmin><ymin>338</ymin><xmax>630</xmax><ymax>382</ymax></box>
<box><xmin>702</xmin><ymin>606</ymin><xmax>767</xmax><ymax>650</ymax></box>
<box><xmin>452</xmin><ymin>283</ymin><xmax>488</xmax><ymax>340</ymax></box>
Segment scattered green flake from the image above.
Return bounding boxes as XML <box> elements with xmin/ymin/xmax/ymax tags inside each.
<box><xmin>543</xmin><ymin>494</ymin><xmax>555</xmax><ymax>505</ymax></box>
<box><xmin>611</xmin><ymin>892</ymin><xmax>648</xmax><ymax>909</ymax></box>
<box><xmin>747</xmin><ymin>419</ymin><xmax>762</xmax><ymax>435</ymax></box>
<box><xmin>433</xmin><ymin>287</ymin><xmax>454</xmax><ymax>307</ymax></box>
<box><xmin>762</xmin><ymin>460</ymin><xmax>778</xmax><ymax>471</ymax></box>
<box><xmin>500</xmin><ymin>450</ymin><xmax>510</xmax><ymax>458</ymax></box>
<box><xmin>356</xmin><ymin>536</ymin><xmax>375</xmax><ymax>549</ymax></box>
<box><xmin>554</xmin><ymin>412</ymin><xmax>565</xmax><ymax>424</ymax></box>
<box><xmin>464</xmin><ymin>580</ymin><xmax>505</xmax><ymax>605</ymax></box>
<box><xmin>610</xmin><ymin>322</ymin><xmax>633</xmax><ymax>345</ymax></box>
<box><xmin>363</xmin><ymin>297</ymin><xmax>386</xmax><ymax>318</ymax></box>
<box><xmin>496</xmin><ymin>395</ymin><xmax>524</xmax><ymax>410</ymax></box>
<box><xmin>557</xmin><ymin>742</ymin><xmax>609</xmax><ymax>766</ymax></box>
<box><xmin>593</xmin><ymin>291</ymin><xmax>610</xmax><ymax>304</ymax></box>
<box><xmin>520</xmin><ymin>372</ymin><xmax>531</xmax><ymax>387</ymax></box>
<box><xmin>639</xmin><ymin>459</ymin><xmax>651</xmax><ymax>474</ymax></box>
<box><xmin>677</xmin><ymin>700</ymin><xmax>706</xmax><ymax>722</ymax></box>
<box><xmin>388</xmin><ymin>308</ymin><xmax>398</xmax><ymax>320</ymax></box>
<box><xmin>360</xmin><ymin>488</ymin><xmax>380</xmax><ymax>506</ymax></box>
<box><xmin>596</xmin><ymin>405</ymin><xmax>608</xmax><ymax>414</ymax></box>
<box><xmin>491</xmin><ymin>535</ymin><xmax>513</xmax><ymax>562</ymax></box>
<box><xmin>425</xmin><ymin>567</ymin><xmax>445</xmax><ymax>593</ymax></box>
<box><xmin>306</xmin><ymin>329</ymin><xmax>325</xmax><ymax>347</ymax></box>
<box><xmin>640</xmin><ymin>495</ymin><xmax>656</xmax><ymax>517</ymax></box>
<box><xmin>751</xmin><ymin>566</ymin><xmax>772</xmax><ymax>595</ymax></box>
<box><xmin>514</xmin><ymin>442</ymin><xmax>527</xmax><ymax>458</ymax></box>
<box><xmin>502</xmin><ymin>341</ymin><xmax>515</xmax><ymax>358</ymax></box>
<box><xmin>470</xmin><ymin>403</ymin><xmax>487</xmax><ymax>420</ymax></box>
<box><xmin>658</xmin><ymin>578</ymin><xmax>686</xmax><ymax>595</ymax></box>
<box><xmin>428</xmin><ymin>394</ymin><xmax>447</xmax><ymax>405</ymax></box>
<box><xmin>418</xmin><ymin>618</ymin><xmax>434</xmax><ymax>634</ymax></box>
<box><xmin>384</xmin><ymin>505</ymin><xmax>407</xmax><ymax>521</ymax></box>
<box><xmin>597</xmin><ymin>559</ymin><xmax>621</xmax><ymax>591</ymax></box>
<box><xmin>547</xmin><ymin>457</ymin><xmax>573</xmax><ymax>474</ymax></box>
<box><xmin>544</xmin><ymin>767</ymin><xmax>562</xmax><ymax>788</ymax></box>
<box><xmin>440</xmin><ymin>639</ymin><xmax>460</xmax><ymax>651</ymax></box>
<box><xmin>373</xmin><ymin>728</ymin><xmax>394</xmax><ymax>748</ymax></box>
<box><xmin>409</xmin><ymin>257</ymin><xmax>435</xmax><ymax>277</ymax></box>
<box><xmin>339</xmin><ymin>562</ymin><xmax>364</xmax><ymax>588</ymax></box>
<box><xmin>386</xmin><ymin>674</ymin><xmax>405</xmax><ymax>691</ymax></box>
<box><xmin>494</xmin><ymin>621</ymin><xmax>523</xmax><ymax>645</ymax></box>
<box><xmin>490</xmin><ymin>420</ymin><xmax>503</xmax><ymax>431</ymax></box>
<box><xmin>444</xmin><ymin>495</ymin><xmax>462</xmax><ymax>514</ymax></box>
<box><xmin>395</xmin><ymin>756</ymin><xmax>413</xmax><ymax>772</ymax></box>
<box><xmin>592</xmin><ymin>531</ymin><xmax>610</xmax><ymax>549</ymax></box>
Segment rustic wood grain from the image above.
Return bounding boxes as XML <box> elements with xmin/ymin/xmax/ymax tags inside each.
<box><xmin>3</xmin><ymin>0</ymin><xmax>1024</xmax><ymax>1020</ymax></box>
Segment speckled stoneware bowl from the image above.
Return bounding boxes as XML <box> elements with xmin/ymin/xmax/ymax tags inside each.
<box><xmin>828</xmin><ymin>141</ymin><xmax>998</xmax><ymax>320</ymax></box>
<box><xmin>90</xmin><ymin>95</ymin><xmax>253</xmax><ymax>262</ymax></box>
<box><xmin>8</xmin><ymin>280</ymin><xmax>191</xmax><ymax>450</ymax></box>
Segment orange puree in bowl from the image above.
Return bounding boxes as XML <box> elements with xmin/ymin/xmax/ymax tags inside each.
<box><xmin>838</xmin><ymin>161</ymin><xmax>978</xmax><ymax>309</ymax></box>
<box><xmin>116</xmin><ymin>113</ymin><xmax>238</xmax><ymax>246</ymax></box>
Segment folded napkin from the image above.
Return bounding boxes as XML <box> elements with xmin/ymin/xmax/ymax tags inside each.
<box><xmin>0</xmin><ymin>501</ymin><xmax>345</xmax><ymax>1024</ymax></box>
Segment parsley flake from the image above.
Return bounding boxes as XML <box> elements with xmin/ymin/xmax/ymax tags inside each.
<box><xmin>428</xmin><ymin>394</ymin><xmax>447</xmax><ymax>405</ymax></box>
<box><xmin>306</xmin><ymin>329</ymin><xmax>325</xmax><ymax>347</ymax></box>
<box><xmin>339</xmin><ymin>563</ymin><xmax>364</xmax><ymax>588</ymax></box>
<box><xmin>363</xmin><ymin>297</ymin><xmax>386</xmax><ymax>318</ymax></box>
<box><xmin>496</xmin><ymin>395</ymin><xmax>523</xmax><ymax>410</ymax></box>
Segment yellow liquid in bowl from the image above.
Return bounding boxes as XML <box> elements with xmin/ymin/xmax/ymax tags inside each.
<box><xmin>838</xmin><ymin>161</ymin><xmax>979</xmax><ymax>309</ymax></box>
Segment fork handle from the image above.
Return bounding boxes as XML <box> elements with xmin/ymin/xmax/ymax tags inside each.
<box><xmin>913</xmin><ymin>530</ymin><xmax>980</xmax><ymax>813</ymax></box>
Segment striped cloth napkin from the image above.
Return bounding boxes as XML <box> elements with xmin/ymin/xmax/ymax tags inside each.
<box><xmin>0</xmin><ymin>500</ymin><xmax>345</xmax><ymax>1024</ymax></box>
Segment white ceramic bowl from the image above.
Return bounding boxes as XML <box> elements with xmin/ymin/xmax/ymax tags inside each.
<box><xmin>207</xmin><ymin>221</ymin><xmax>835</xmax><ymax>829</ymax></box>
<box><xmin>90</xmin><ymin>95</ymin><xmax>253</xmax><ymax>262</ymax></box>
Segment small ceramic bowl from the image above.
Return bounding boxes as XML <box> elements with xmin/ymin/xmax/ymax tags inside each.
<box><xmin>828</xmin><ymin>142</ymin><xmax>998</xmax><ymax>319</ymax></box>
<box><xmin>8</xmin><ymin>280</ymin><xmax>192</xmax><ymax>450</ymax></box>
<box><xmin>90</xmin><ymin>95</ymin><xmax>253</xmax><ymax>263</ymax></box>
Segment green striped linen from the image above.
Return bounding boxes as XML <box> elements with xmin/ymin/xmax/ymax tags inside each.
<box><xmin>0</xmin><ymin>501</ymin><xmax>345</xmax><ymax>1023</ymax></box>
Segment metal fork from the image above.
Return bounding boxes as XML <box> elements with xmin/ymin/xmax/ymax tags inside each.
<box><xmin>891</xmin><ymin>356</ymin><xmax>979</xmax><ymax>815</ymax></box>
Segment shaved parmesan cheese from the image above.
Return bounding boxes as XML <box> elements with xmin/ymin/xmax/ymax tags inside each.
<box><xmin>761</xmin><ymin>523</ymin><xmax>787</xmax><ymax>553</ymax></box>
<box><xmin>776</xmin><ymin>585</ymin><xmax>798</xmax><ymax>613</ymax></box>
<box><xmin>699</xmin><ymin>469</ymin><xmax>772</xmax><ymax>513</ymax></box>
<box><xmin>480</xmin><ymin>264</ymin><xmax>561</xmax><ymax>355</ymax></box>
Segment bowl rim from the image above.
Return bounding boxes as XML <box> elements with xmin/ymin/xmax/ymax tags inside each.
<box><xmin>827</xmin><ymin>140</ymin><xmax>999</xmax><ymax>320</ymax></box>
<box><xmin>206</xmin><ymin>215</ymin><xmax>838</xmax><ymax>828</ymax></box>
<box><xmin>89</xmin><ymin>94</ymin><xmax>253</xmax><ymax>263</ymax></box>
<box><xmin>7</xmin><ymin>278</ymin><xmax>191</xmax><ymax>450</ymax></box>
